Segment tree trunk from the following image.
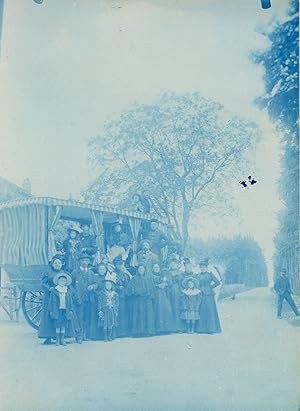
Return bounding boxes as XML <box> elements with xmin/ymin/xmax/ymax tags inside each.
<box><xmin>181</xmin><ymin>204</ymin><xmax>190</xmax><ymax>254</ymax></box>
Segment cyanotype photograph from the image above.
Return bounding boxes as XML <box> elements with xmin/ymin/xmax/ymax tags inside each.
<box><xmin>0</xmin><ymin>1</ymin><xmax>299</xmax><ymax>410</ymax></box>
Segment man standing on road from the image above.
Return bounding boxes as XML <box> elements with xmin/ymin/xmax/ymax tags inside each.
<box><xmin>274</xmin><ymin>268</ymin><xmax>300</xmax><ymax>319</ymax></box>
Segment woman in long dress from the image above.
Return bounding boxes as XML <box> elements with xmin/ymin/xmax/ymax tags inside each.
<box><xmin>86</xmin><ymin>263</ymin><xmax>107</xmax><ymax>340</ymax></box>
<box><xmin>167</xmin><ymin>259</ymin><xmax>185</xmax><ymax>333</ymax></box>
<box><xmin>152</xmin><ymin>265</ymin><xmax>173</xmax><ymax>334</ymax></box>
<box><xmin>196</xmin><ymin>259</ymin><xmax>221</xmax><ymax>334</ymax></box>
<box><xmin>38</xmin><ymin>255</ymin><xmax>70</xmax><ymax>344</ymax></box>
<box><xmin>62</xmin><ymin>228</ymin><xmax>80</xmax><ymax>272</ymax></box>
<box><xmin>127</xmin><ymin>264</ymin><xmax>156</xmax><ymax>337</ymax></box>
<box><xmin>114</xmin><ymin>257</ymin><xmax>131</xmax><ymax>337</ymax></box>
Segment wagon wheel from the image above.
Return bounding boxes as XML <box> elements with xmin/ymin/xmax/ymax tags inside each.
<box><xmin>21</xmin><ymin>291</ymin><xmax>43</xmax><ymax>330</ymax></box>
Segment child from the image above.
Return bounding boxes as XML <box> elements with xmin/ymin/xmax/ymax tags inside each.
<box><xmin>48</xmin><ymin>273</ymin><xmax>75</xmax><ymax>346</ymax></box>
<box><xmin>98</xmin><ymin>280</ymin><xmax>119</xmax><ymax>342</ymax></box>
<box><xmin>180</xmin><ymin>277</ymin><xmax>201</xmax><ymax>334</ymax></box>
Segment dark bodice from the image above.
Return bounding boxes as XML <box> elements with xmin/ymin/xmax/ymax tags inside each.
<box><xmin>197</xmin><ymin>272</ymin><xmax>220</xmax><ymax>295</ymax></box>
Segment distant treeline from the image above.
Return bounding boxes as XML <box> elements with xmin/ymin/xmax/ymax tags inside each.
<box><xmin>189</xmin><ymin>236</ymin><xmax>268</xmax><ymax>288</ymax></box>
<box><xmin>253</xmin><ymin>0</ymin><xmax>299</xmax><ymax>290</ymax></box>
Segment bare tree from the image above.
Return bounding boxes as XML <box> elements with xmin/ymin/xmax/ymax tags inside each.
<box><xmin>84</xmin><ymin>92</ymin><xmax>259</xmax><ymax>251</ymax></box>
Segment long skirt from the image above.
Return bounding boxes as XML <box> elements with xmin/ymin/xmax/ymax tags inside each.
<box><xmin>87</xmin><ymin>294</ymin><xmax>103</xmax><ymax>340</ymax></box>
<box><xmin>129</xmin><ymin>296</ymin><xmax>156</xmax><ymax>337</ymax></box>
<box><xmin>196</xmin><ymin>295</ymin><xmax>221</xmax><ymax>334</ymax></box>
<box><xmin>38</xmin><ymin>292</ymin><xmax>56</xmax><ymax>339</ymax></box>
<box><xmin>116</xmin><ymin>297</ymin><xmax>128</xmax><ymax>337</ymax></box>
<box><xmin>154</xmin><ymin>289</ymin><xmax>173</xmax><ymax>333</ymax></box>
<box><xmin>168</xmin><ymin>286</ymin><xmax>185</xmax><ymax>333</ymax></box>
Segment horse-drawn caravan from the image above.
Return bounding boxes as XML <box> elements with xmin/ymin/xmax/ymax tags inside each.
<box><xmin>0</xmin><ymin>197</ymin><xmax>168</xmax><ymax>329</ymax></box>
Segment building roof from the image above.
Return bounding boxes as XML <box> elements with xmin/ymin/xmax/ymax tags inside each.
<box><xmin>0</xmin><ymin>177</ymin><xmax>31</xmax><ymax>204</ymax></box>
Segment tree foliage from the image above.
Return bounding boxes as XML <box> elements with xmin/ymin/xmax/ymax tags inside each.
<box><xmin>253</xmin><ymin>0</ymin><xmax>299</xmax><ymax>289</ymax></box>
<box><xmin>189</xmin><ymin>236</ymin><xmax>268</xmax><ymax>287</ymax></box>
<box><xmin>84</xmin><ymin>92</ymin><xmax>259</xmax><ymax>250</ymax></box>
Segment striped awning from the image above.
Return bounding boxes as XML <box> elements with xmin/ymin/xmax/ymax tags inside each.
<box><xmin>0</xmin><ymin>196</ymin><xmax>167</xmax><ymax>223</ymax></box>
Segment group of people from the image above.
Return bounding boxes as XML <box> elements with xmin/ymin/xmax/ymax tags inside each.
<box><xmin>38</xmin><ymin>219</ymin><xmax>222</xmax><ymax>346</ymax></box>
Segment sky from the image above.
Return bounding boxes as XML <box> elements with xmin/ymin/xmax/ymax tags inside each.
<box><xmin>0</xmin><ymin>0</ymin><xmax>291</xmax><ymax>279</ymax></box>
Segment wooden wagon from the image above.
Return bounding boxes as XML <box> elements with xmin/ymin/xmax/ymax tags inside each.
<box><xmin>0</xmin><ymin>197</ymin><xmax>168</xmax><ymax>329</ymax></box>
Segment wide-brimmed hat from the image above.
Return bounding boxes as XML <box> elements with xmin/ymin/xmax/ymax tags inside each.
<box><xmin>67</xmin><ymin>222</ymin><xmax>81</xmax><ymax>235</ymax></box>
<box><xmin>78</xmin><ymin>252</ymin><xmax>91</xmax><ymax>261</ymax></box>
<box><xmin>112</xmin><ymin>220</ymin><xmax>122</xmax><ymax>227</ymax></box>
<box><xmin>182</xmin><ymin>276</ymin><xmax>199</xmax><ymax>289</ymax></box>
<box><xmin>199</xmin><ymin>258</ymin><xmax>209</xmax><ymax>266</ymax></box>
<box><xmin>150</xmin><ymin>218</ymin><xmax>159</xmax><ymax>223</ymax></box>
<box><xmin>140</xmin><ymin>239</ymin><xmax>151</xmax><ymax>247</ymax></box>
<box><xmin>53</xmin><ymin>272</ymin><xmax>72</xmax><ymax>286</ymax></box>
<box><xmin>50</xmin><ymin>254</ymin><xmax>65</xmax><ymax>264</ymax></box>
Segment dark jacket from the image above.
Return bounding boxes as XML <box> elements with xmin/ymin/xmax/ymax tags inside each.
<box><xmin>274</xmin><ymin>276</ymin><xmax>292</xmax><ymax>295</ymax></box>
<box><xmin>108</xmin><ymin>231</ymin><xmax>131</xmax><ymax>248</ymax></box>
<box><xmin>76</xmin><ymin>234</ymin><xmax>96</xmax><ymax>256</ymax></box>
<box><xmin>48</xmin><ymin>288</ymin><xmax>74</xmax><ymax>320</ymax></box>
<box><xmin>143</xmin><ymin>229</ymin><xmax>170</xmax><ymax>254</ymax></box>
<box><xmin>71</xmin><ymin>268</ymin><xmax>98</xmax><ymax>304</ymax></box>
<box><xmin>197</xmin><ymin>272</ymin><xmax>220</xmax><ymax>296</ymax></box>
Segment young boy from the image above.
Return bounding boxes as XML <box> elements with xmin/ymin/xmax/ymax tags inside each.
<box><xmin>48</xmin><ymin>272</ymin><xmax>75</xmax><ymax>346</ymax></box>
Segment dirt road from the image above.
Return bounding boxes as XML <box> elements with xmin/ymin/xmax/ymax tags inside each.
<box><xmin>0</xmin><ymin>288</ymin><xmax>299</xmax><ymax>411</ymax></box>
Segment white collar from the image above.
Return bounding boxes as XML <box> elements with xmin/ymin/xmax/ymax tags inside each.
<box><xmin>55</xmin><ymin>285</ymin><xmax>68</xmax><ymax>293</ymax></box>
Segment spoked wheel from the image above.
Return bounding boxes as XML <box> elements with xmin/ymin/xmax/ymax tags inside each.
<box><xmin>21</xmin><ymin>291</ymin><xmax>44</xmax><ymax>330</ymax></box>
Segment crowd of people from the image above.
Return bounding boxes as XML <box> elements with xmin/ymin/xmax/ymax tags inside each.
<box><xmin>38</xmin><ymin>219</ymin><xmax>222</xmax><ymax>346</ymax></box>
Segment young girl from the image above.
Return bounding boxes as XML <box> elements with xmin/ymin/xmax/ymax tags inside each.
<box><xmin>127</xmin><ymin>264</ymin><xmax>156</xmax><ymax>337</ymax></box>
<box><xmin>152</xmin><ymin>265</ymin><xmax>173</xmax><ymax>334</ymax></box>
<box><xmin>48</xmin><ymin>273</ymin><xmax>75</xmax><ymax>346</ymax></box>
<box><xmin>180</xmin><ymin>277</ymin><xmax>201</xmax><ymax>334</ymax></box>
<box><xmin>98</xmin><ymin>280</ymin><xmax>119</xmax><ymax>342</ymax></box>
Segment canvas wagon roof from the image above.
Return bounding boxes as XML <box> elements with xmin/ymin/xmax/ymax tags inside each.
<box><xmin>0</xmin><ymin>196</ymin><xmax>164</xmax><ymax>223</ymax></box>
